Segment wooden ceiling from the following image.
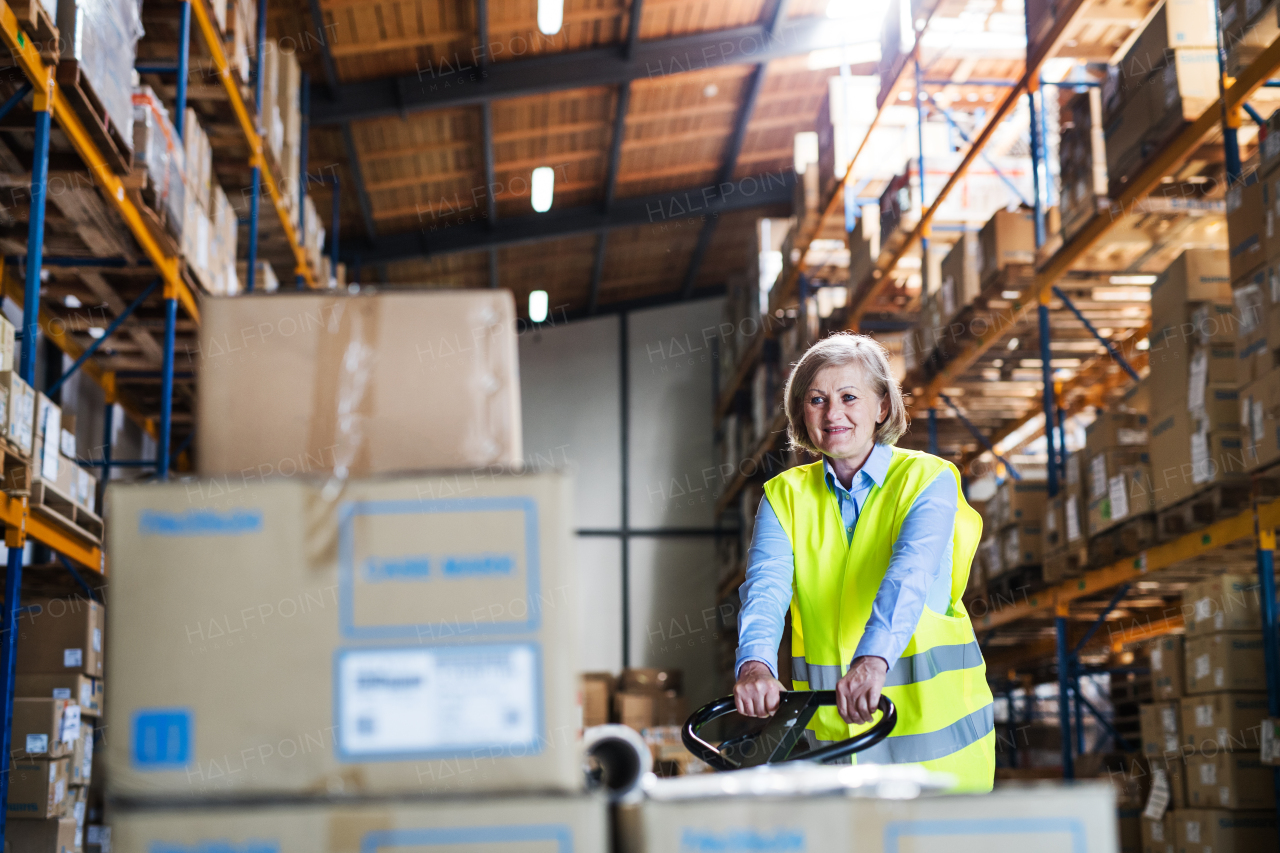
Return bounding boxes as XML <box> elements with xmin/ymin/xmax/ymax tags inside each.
<box><xmin>271</xmin><ymin>0</ymin><xmax>838</xmax><ymax>316</ymax></box>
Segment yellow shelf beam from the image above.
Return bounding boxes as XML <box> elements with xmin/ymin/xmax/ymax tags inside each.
<box><xmin>189</xmin><ymin>0</ymin><xmax>318</xmax><ymax>289</ymax></box>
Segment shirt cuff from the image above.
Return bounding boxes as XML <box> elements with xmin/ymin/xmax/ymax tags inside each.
<box><xmin>854</xmin><ymin>628</ymin><xmax>902</xmax><ymax>671</ymax></box>
<box><xmin>735</xmin><ymin>644</ymin><xmax>779</xmax><ymax>679</ymax></box>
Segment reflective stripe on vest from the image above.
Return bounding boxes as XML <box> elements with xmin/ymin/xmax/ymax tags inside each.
<box><xmin>858</xmin><ymin>703</ymin><xmax>995</xmax><ymax>765</ymax></box>
<box><xmin>793</xmin><ymin>640</ymin><xmax>983</xmax><ymax>690</ymax></box>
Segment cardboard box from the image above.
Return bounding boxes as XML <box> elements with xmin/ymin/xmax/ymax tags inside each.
<box><xmin>1150</xmin><ymin>754</ymin><xmax>1189</xmax><ymax>810</ymax></box>
<box><xmin>12</xmin><ymin>698</ymin><xmax>80</xmax><ymax>759</ymax></box>
<box><xmin>1227</xmin><ymin>172</ymin><xmax>1268</xmax><ymax>281</ymax></box>
<box><xmin>582</xmin><ymin>673</ymin><xmax>613</xmax><ymax>729</ymax></box>
<box><xmin>1145</xmin><ymin>47</ymin><xmax>1221</xmax><ymax>130</ymax></box>
<box><xmin>1240</xmin><ymin>367</ymin><xmax>1280</xmax><ymax>468</ymax></box>
<box><xmin>1085</xmin><ymin>448</ymin><xmax>1150</xmax><ymax>501</ymax></box>
<box><xmin>1060</xmin><ymin>89</ymin><xmax>1109</xmax><ymax>240</ymax></box>
<box><xmin>1185</xmin><ymin>632</ymin><xmax>1267</xmax><ymax>694</ymax></box>
<box><xmin>32</xmin><ymin>393</ymin><xmax>60</xmax><ymax>483</ymax></box>
<box><xmin>1141</xmin><ymin>812</ymin><xmax>1174</xmax><ymax>853</ymax></box>
<box><xmin>619</xmin><ymin>668</ymin><xmax>683</xmax><ymax>693</ymax></box>
<box><xmin>105</xmin><ymin>471</ymin><xmax>580</xmax><ymax>800</ymax></box>
<box><xmin>196</xmin><ymin>291</ymin><xmax>522</xmax><ymax>479</ymax></box>
<box><xmin>1150</xmin><ymin>635</ymin><xmax>1185</xmax><ymax>700</ymax></box>
<box><xmin>86</xmin><ymin>825</ymin><xmax>109</xmax><ymax>853</ymax></box>
<box><xmin>1002</xmin><ymin>480</ymin><xmax>1049</xmax><ymax>527</ymax></box>
<box><xmin>978</xmin><ymin>209</ymin><xmax>1036</xmax><ymax>285</ymax></box>
<box><xmin>1180</xmin><ymin>692</ymin><xmax>1268</xmax><ymax>751</ymax></box>
<box><xmin>0</xmin><ymin>370</ymin><xmax>35</xmax><ymax>456</ymax></box>
<box><xmin>15</xmin><ymin>597</ymin><xmax>104</xmax><ymax>678</ymax></box>
<box><xmin>1149</xmin><ymin>413</ymin><xmax>1252</xmax><ymax>510</ymax></box>
<box><xmin>1150</xmin><ymin>249</ymin><xmax>1231</xmax><ymax>332</ymax></box>
<box><xmin>615</xmin><ymin>690</ymin><xmax>686</xmax><ymax>732</ymax></box>
<box><xmin>8</xmin><ymin>757</ymin><xmax>69</xmax><ymax>820</ymax></box>
<box><xmin>939</xmin><ymin>230</ymin><xmax>980</xmax><ymax>321</ymax></box>
<box><xmin>5</xmin><ymin>816</ymin><xmax>78</xmax><ymax>851</ymax></box>
<box><xmin>1173</xmin><ymin>809</ymin><xmax>1277</xmax><ymax>852</ymax></box>
<box><xmin>1140</xmin><ymin>701</ymin><xmax>1182</xmax><ymax>757</ymax></box>
<box><xmin>1146</xmin><ymin>339</ymin><xmax>1238</xmax><ymax>418</ymax></box>
<box><xmin>1183</xmin><ymin>574</ymin><xmax>1262</xmax><ymax>634</ymax></box>
<box><xmin>69</xmin><ymin>722</ymin><xmax>92</xmax><ymax>786</ymax></box>
<box><xmin>1000</xmin><ymin>522</ymin><xmax>1042</xmax><ymax>568</ymax></box>
<box><xmin>1085</xmin><ymin>413</ymin><xmax>1150</xmax><ymax>456</ymax></box>
<box><xmin>634</xmin><ymin>780</ymin><xmax>1119</xmax><ymax>852</ymax></box>
<box><xmin>16</xmin><ymin>674</ymin><xmax>102</xmax><ymax>718</ymax></box>
<box><xmin>110</xmin><ymin>794</ymin><xmax>609</xmax><ymax>853</ymax></box>
<box><xmin>1086</xmin><ymin>464</ymin><xmax>1153</xmax><ymax>535</ymax></box>
<box><xmin>1187</xmin><ymin>752</ymin><xmax>1275</xmax><ymax>809</ymax></box>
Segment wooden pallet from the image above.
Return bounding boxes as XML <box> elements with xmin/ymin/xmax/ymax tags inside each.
<box><xmin>30</xmin><ymin>479</ymin><xmax>102</xmax><ymax>543</ymax></box>
<box><xmin>55</xmin><ymin>61</ymin><xmax>132</xmax><ymax>176</ymax></box>
<box><xmin>1042</xmin><ymin>543</ymin><xmax>1090</xmax><ymax>584</ymax></box>
<box><xmin>11</xmin><ymin>0</ymin><xmax>58</xmax><ymax>62</ymax></box>
<box><xmin>1088</xmin><ymin>514</ymin><xmax>1157</xmax><ymax>565</ymax></box>
<box><xmin>121</xmin><ymin>170</ymin><xmax>183</xmax><ymax>260</ymax></box>
<box><xmin>0</xmin><ymin>443</ymin><xmax>29</xmax><ymax>494</ymax></box>
<box><xmin>1155</xmin><ymin>483</ymin><xmax>1253</xmax><ymax>542</ymax></box>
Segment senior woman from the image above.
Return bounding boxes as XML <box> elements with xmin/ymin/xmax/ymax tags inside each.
<box><xmin>733</xmin><ymin>333</ymin><xmax>994</xmax><ymax>790</ymax></box>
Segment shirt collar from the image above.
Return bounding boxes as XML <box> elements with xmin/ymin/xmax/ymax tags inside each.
<box><xmin>823</xmin><ymin>443</ymin><xmax>891</xmax><ymax>492</ymax></box>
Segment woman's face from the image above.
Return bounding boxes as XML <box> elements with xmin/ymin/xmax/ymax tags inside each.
<box><xmin>802</xmin><ymin>363</ymin><xmax>889</xmax><ymax>460</ymax></box>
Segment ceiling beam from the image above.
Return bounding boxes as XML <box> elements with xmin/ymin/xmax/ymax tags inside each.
<box><xmin>310</xmin><ymin>16</ymin><xmax>845</xmax><ymax>125</ymax></box>
<box><xmin>589</xmin><ymin>81</ymin><xmax>633</xmax><ymax>314</ymax></box>
<box><xmin>344</xmin><ymin>171</ymin><xmax>794</xmax><ymax>264</ymax></box>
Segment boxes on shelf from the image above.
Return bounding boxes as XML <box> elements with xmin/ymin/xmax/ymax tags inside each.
<box><xmin>1183</xmin><ymin>574</ymin><xmax>1262</xmax><ymax>634</ymax></box>
<box><xmin>1184</xmin><ymin>632</ymin><xmax>1266</xmax><ymax>693</ymax></box>
<box><xmin>197</xmin><ymin>291</ymin><xmax>523</xmax><ymax>479</ymax></box>
<box><xmin>56</xmin><ymin>0</ymin><xmax>143</xmax><ymax>157</ymax></box>
<box><xmin>16</xmin><ymin>674</ymin><xmax>102</xmax><ymax>718</ymax></box>
<box><xmin>16</xmin><ymin>597</ymin><xmax>104</xmax><ymax>679</ymax></box>
<box><xmin>1000</xmin><ymin>522</ymin><xmax>1042</xmax><ymax>569</ymax></box>
<box><xmin>106</xmin><ymin>471</ymin><xmax>579</xmax><ymax>800</ymax></box>
<box><xmin>1151</xmin><ymin>248</ymin><xmax>1232</xmax><ymax>333</ymax></box>
<box><xmin>848</xmin><ymin>204</ymin><xmax>880</xmax><ymax>289</ymax></box>
<box><xmin>1239</xmin><ymin>367</ymin><xmax>1280</xmax><ymax>469</ymax></box>
<box><xmin>278</xmin><ymin>44</ymin><xmax>302</xmax><ymax>213</ymax></box>
<box><xmin>939</xmin><ymin>229</ymin><xmax>980</xmax><ymax>323</ymax></box>
<box><xmin>1172</xmin><ymin>809</ymin><xmax>1277</xmax><ymax>852</ymax></box>
<box><xmin>1180</xmin><ymin>692</ymin><xmax>1268</xmax><ymax>751</ymax></box>
<box><xmin>6</xmin><ymin>817</ymin><xmax>78</xmax><ymax>850</ymax></box>
<box><xmin>234</xmin><ymin>259</ymin><xmax>279</xmax><ymax>294</ymax></box>
<box><xmin>1148</xmin><ymin>410</ymin><xmax>1252</xmax><ymax>510</ymax></box>
<box><xmin>1233</xmin><ymin>265</ymin><xmax>1280</xmax><ymax>385</ymax></box>
<box><xmin>69</xmin><ymin>723</ymin><xmax>93</xmax><ymax>786</ymax></box>
<box><xmin>582</xmin><ymin>673</ymin><xmax>614</xmax><ymax>729</ymax></box>
<box><xmin>978</xmin><ymin>208</ymin><xmax>1036</xmax><ymax>285</ymax></box>
<box><xmin>130</xmin><ymin>86</ymin><xmax>185</xmax><ymax>238</ymax></box>
<box><xmin>182</xmin><ymin>107</ymin><xmax>212</xmax><ymax>216</ymax></box>
<box><xmin>1059</xmin><ymin>87</ymin><xmax>1109</xmax><ymax>240</ymax></box>
<box><xmin>32</xmin><ymin>392</ymin><xmax>60</xmax><ymax>484</ymax></box>
<box><xmin>1086</xmin><ymin>462</ymin><xmax>1153</xmax><ymax>535</ymax></box>
<box><xmin>109</xmin><ymin>794</ymin><xmax>608</xmax><ymax>853</ymax></box>
<box><xmin>0</xmin><ymin>370</ymin><xmax>35</xmax><ymax>457</ymax></box>
<box><xmin>12</xmin><ymin>698</ymin><xmax>80</xmax><ymax>759</ymax></box>
<box><xmin>1186</xmin><ymin>752</ymin><xmax>1276</xmax><ymax>809</ymax></box>
<box><xmin>1084</xmin><ymin>411</ymin><xmax>1150</xmax><ymax>455</ymax></box>
<box><xmin>1150</xmin><ymin>635</ymin><xmax>1185</xmax><ymax>700</ymax></box>
<box><xmin>1141</xmin><ymin>812</ymin><xmax>1173</xmax><ymax>853</ymax></box>
<box><xmin>7</xmin><ymin>757</ymin><xmax>69</xmax><ymax>819</ymax></box>
<box><xmin>1140</xmin><ymin>700</ymin><xmax>1182</xmax><ymax>757</ymax></box>
<box><xmin>1223</xmin><ymin>0</ymin><xmax>1280</xmax><ymax>74</ymax></box>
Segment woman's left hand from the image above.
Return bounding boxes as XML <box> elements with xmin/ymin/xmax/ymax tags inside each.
<box><xmin>835</xmin><ymin>656</ymin><xmax>888</xmax><ymax>725</ymax></box>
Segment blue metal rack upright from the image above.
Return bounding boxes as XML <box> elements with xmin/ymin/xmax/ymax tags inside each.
<box><xmin>245</xmin><ymin>0</ymin><xmax>267</xmax><ymax>292</ymax></box>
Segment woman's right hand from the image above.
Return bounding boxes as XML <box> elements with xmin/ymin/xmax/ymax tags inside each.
<box><xmin>733</xmin><ymin>660</ymin><xmax>785</xmax><ymax>718</ymax></box>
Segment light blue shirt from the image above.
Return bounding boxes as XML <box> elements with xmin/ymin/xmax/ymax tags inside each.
<box><xmin>735</xmin><ymin>443</ymin><xmax>957</xmax><ymax>678</ymax></box>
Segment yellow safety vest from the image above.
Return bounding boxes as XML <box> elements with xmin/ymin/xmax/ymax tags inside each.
<box><xmin>763</xmin><ymin>446</ymin><xmax>995</xmax><ymax>791</ymax></box>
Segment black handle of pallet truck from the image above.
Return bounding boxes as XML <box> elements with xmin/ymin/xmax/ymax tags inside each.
<box><xmin>681</xmin><ymin>692</ymin><xmax>897</xmax><ymax>772</ymax></box>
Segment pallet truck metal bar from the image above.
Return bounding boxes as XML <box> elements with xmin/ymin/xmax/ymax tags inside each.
<box><xmin>188</xmin><ymin>0</ymin><xmax>318</xmax><ymax>287</ymax></box>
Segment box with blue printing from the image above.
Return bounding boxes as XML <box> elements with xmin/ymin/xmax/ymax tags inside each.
<box><xmin>104</xmin><ymin>471</ymin><xmax>580</xmax><ymax>801</ymax></box>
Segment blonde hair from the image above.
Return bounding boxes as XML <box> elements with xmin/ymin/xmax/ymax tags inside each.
<box><xmin>783</xmin><ymin>333</ymin><xmax>908</xmax><ymax>453</ymax></box>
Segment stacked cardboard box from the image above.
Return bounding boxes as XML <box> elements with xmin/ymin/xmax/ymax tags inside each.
<box><xmin>8</xmin><ymin>596</ymin><xmax>105</xmax><ymax>847</ymax></box>
<box><xmin>130</xmin><ymin>86</ymin><xmax>185</xmax><ymax>239</ymax></box>
<box><xmin>177</xmin><ymin>110</ymin><xmax>240</xmax><ymax>296</ymax></box>
<box><xmin>1102</xmin><ymin>0</ymin><xmax>1218</xmax><ymax>189</ymax></box>
<box><xmin>938</xmin><ymin>229</ymin><xmax>980</xmax><ymax>326</ymax></box>
<box><xmin>988</xmin><ymin>479</ymin><xmax>1048</xmax><ymax>579</ymax></box>
<box><xmin>978</xmin><ymin>208</ymin><xmax>1037</xmax><ymax>286</ymax></box>
<box><xmin>106</xmin><ymin>289</ymin><xmax>607</xmax><ymax>843</ymax></box>
<box><xmin>1148</xmin><ymin>250</ymin><xmax>1246</xmax><ymax>510</ymax></box>
<box><xmin>31</xmin><ymin>394</ymin><xmax>99</xmax><ymax>519</ymax></box>
<box><xmin>303</xmin><ymin>193</ymin><xmax>327</xmax><ymax>279</ymax></box>
<box><xmin>848</xmin><ymin>205</ymin><xmax>880</xmax><ymax>290</ymax></box>
<box><xmin>1043</xmin><ymin>452</ymin><xmax>1088</xmax><ymax>582</ymax></box>
<box><xmin>1059</xmin><ymin>87</ymin><xmax>1109</xmax><ymax>241</ymax></box>
<box><xmin>1083</xmin><ymin>410</ymin><xmax>1152</xmax><ymax>538</ymax></box>
<box><xmin>1221</xmin><ymin>0</ymin><xmax>1280</xmax><ymax>75</ymax></box>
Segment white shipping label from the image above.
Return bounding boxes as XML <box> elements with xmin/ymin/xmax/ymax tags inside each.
<box><xmin>1196</xmin><ymin>705</ymin><xmax>1214</xmax><ymax>727</ymax></box>
<box><xmin>63</xmin><ymin>648</ymin><xmax>81</xmax><ymax>668</ymax></box>
<box><xmin>1215</xmin><ymin>667</ymin><xmax>1225</xmax><ymax>687</ymax></box>
<box><xmin>1066</xmin><ymin>499</ymin><xmax>1081</xmax><ymax>543</ymax></box>
<box><xmin>1109</xmin><ymin>474</ymin><xmax>1129</xmax><ymax>521</ymax></box>
<box><xmin>1255</xmin><ymin>400</ymin><xmax>1266</xmax><ymax>443</ymax></box>
<box><xmin>1164</xmin><ymin>734</ymin><xmax>1178</xmax><ymax>752</ymax></box>
<box><xmin>1214</xmin><ymin>611</ymin><xmax>1225</xmax><ymax>630</ymax></box>
<box><xmin>1151</xmin><ymin>647</ymin><xmax>1163</xmax><ymax>670</ymax></box>
<box><xmin>79</xmin><ymin>683</ymin><xmax>90</xmax><ymax>707</ymax></box>
<box><xmin>1186</xmin><ymin>820</ymin><xmax>1202</xmax><ymax>844</ymax></box>
<box><xmin>1196</xmin><ymin>654</ymin><xmax>1211</xmax><ymax>679</ymax></box>
<box><xmin>1200</xmin><ymin>762</ymin><xmax>1216</xmax><ymax>784</ymax></box>
<box><xmin>92</xmin><ymin>628</ymin><xmax>101</xmax><ymax>653</ymax></box>
<box><xmin>1217</xmin><ymin>727</ymin><xmax>1229</xmax><ymax>747</ymax></box>
<box><xmin>39</xmin><ymin>402</ymin><xmax>59</xmax><ymax>482</ymax></box>
<box><xmin>1117</xmin><ymin>428</ymin><xmax>1148</xmax><ymax>445</ymax></box>
<box><xmin>1144</xmin><ymin>767</ymin><xmax>1171</xmax><ymax>820</ymax></box>
<box><xmin>1161</xmin><ymin>707</ymin><xmax>1177</xmax><ymax>732</ymax></box>
<box><xmin>1046</xmin><ymin>507</ymin><xmax>1057</xmax><ymax>533</ymax></box>
<box><xmin>25</xmin><ymin>734</ymin><xmax>47</xmax><ymax>754</ymax></box>
<box><xmin>53</xmin><ymin>779</ymin><xmax>63</xmax><ymax>804</ymax></box>
<box><xmin>1191</xmin><ymin>431</ymin><xmax>1212</xmax><ymax>485</ymax></box>
<box><xmin>1090</xmin><ymin>454</ymin><xmax>1108</xmax><ymax>500</ymax></box>
<box><xmin>1220</xmin><ymin>784</ymin><xmax>1231</xmax><ymax>804</ymax></box>
<box><xmin>1195</xmin><ymin>597</ymin><xmax>1213</xmax><ymax>621</ymax></box>
<box><xmin>60</xmin><ymin>704</ymin><xmax>80</xmax><ymax>743</ymax></box>
<box><xmin>1188</xmin><ymin>349</ymin><xmax>1208</xmax><ymax>411</ymax></box>
<box><xmin>51</xmin><ymin>688</ymin><xmax>70</xmax><ymax>700</ymax></box>
<box><xmin>338</xmin><ymin>645</ymin><xmax>539</xmax><ymax>757</ymax></box>
<box><xmin>1151</xmin><ymin>821</ymin><xmax>1164</xmax><ymax>842</ymax></box>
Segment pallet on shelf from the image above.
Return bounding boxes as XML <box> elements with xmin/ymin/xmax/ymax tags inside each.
<box><xmin>120</xmin><ymin>172</ymin><xmax>183</xmax><ymax>260</ymax></box>
<box><xmin>1042</xmin><ymin>543</ymin><xmax>1090</xmax><ymax>584</ymax></box>
<box><xmin>0</xmin><ymin>442</ymin><xmax>29</xmax><ymax>493</ymax></box>
<box><xmin>1155</xmin><ymin>483</ymin><xmax>1252</xmax><ymax>542</ymax></box>
<box><xmin>987</xmin><ymin>564</ymin><xmax>1044</xmax><ymax>603</ymax></box>
<box><xmin>1088</xmin><ymin>514</ymin><xmax>1157</xmax><ymax>566</ymax></box>
<box><xmin>29</xmin><ymin>479</ymin><xmax>102</xmax><ymax>543</ymax></box>
<box><xmin>11</xmin><ymin>0</ymin><xmax>56</xmax><ymax>62</ymax></box>
<box><xmin>55</xmin><ymin>60</ymin><xmax>132</xmax><ymax>175</ymax></box>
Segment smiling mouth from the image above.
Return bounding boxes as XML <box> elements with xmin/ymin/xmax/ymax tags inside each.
<box><xmin>824</xmin><ymin>427</ymin><xmax>851</xmax><ymax>434</ymax></box>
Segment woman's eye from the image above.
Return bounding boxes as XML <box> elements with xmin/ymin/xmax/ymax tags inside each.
<box><xmin>843</xmin><ymin>395</ymin><xmax>856</xmax><ymax>403</ymax></box>
<box><xmin>809</xmin><ymin>396</ymin><xmax>824</xmax><ymax>405</ymax></box>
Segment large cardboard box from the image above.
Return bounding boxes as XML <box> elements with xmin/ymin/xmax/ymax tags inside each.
<box><xmin>0</xmin><ymin>370</ymin><xmax>34</xmax><ymax>457</ymax></box>
<box><xmin>15</xmin><ymin>597</ymin><xmax>104</xmax><ymax>678</ymax></box>
<box><xmin>978</xmin><ymin>209</ymin><xmax>1036</xmax><ymax>285</ymax></box>
<box><xmin>1141</xmin><ymin>812</ymin><xmax>1173</xmax><ymax>853</ymax></box>
<box><xmin>1000</xmin><ymin>522</ymin><xmax>1042</xmax><ymax>568</ymax></box>
<box><xmin>16</xmin><ymin>674</ymin><xmax>102</xmax><ymax>718</ymax></box>
<box><xmin>1140</xmin><ymin>700</ymin><xmax>1182</xmax><ymax>757</ymax></box>
<box><xmin>940</xmin><ymin>229</ymin><xmax>981</xmax><ymax>321</ymax></box>
<box><xmin>1146</xmin><ymin>338</ymin><xmax>1237</xmax><ymax>418</ymax></box>
<box><xmin>110</xmin><ymin>795</ymin><xmax>608</xmax><ymax>853</ymax></box>
<box><xmin>196</xmin><ymin>291</ymin><xmax>522</xmax><ymax>479</ymax></box>
<box><xmin>1187</xmin><ymin>751</ymin><xmax>1275</xmax><ymax>808</ymax></box>
<box><xmin>581</xmin><ymin>673</ymin><xmax>613</xmax><ymax>729</ymax></box>
<box><xmin>1180</xmin><ymin>692</ymin><xmax>1268</xmax><ymax>751</ymax></box>
<box><xmin>1085</xmin><ymin>413</ymin><xmax>1150</xmax><ymax>456</ymax></box>
<box><xmin>105</xmin><ymin>471</ymin><xmax>580</xmax><ymax>800</ymax></box>
<box><xmin>1227</xmin><ymin>172</ymin><xmax>1269</xmax><ymax>281</ymax></box>
<box><xmin>1182</xmin><ymin>574</ymin><xmax>1262</xmax><ymax>634</ymax></box>
<box><xmin>1002</xmin><ymin>480</ymin><xmax>1049</xmax><ymax>527</ymax></box>
<box><xmin>69</xmin><ymin>722</ymin><xmax>92</xmax><ymax>787</ymax></box>
<box><xmin>7</xmin><ymin>757</ymin><xmax>69</xmax><ymax>820</ymax></box>
<box><xmin>1150</xmin><ymin>249</ymin><xmax>1231</xmax><ymax>332</ymax></box>
<box><xmin>1184</xmin><ymin>632</ymin><xmax>1267</xmax><ymax>694</ymax></box>
<box><xmin>633</xmin><ymin>780</ymin><xmax>1119</xmax><ymax>852</ymax></box>
<box><xmin>1087</xmin><ymin>464</ymin><xmax>1153</xmax><ymax>535</ymax></box>
<box><xmin>12</xmin><ymin>698</ymin><xmax>80</xmax><ymax>759</ymax></box>
<box><xmin>1149</xmin><ymin>411</ymin><xmax>1251</xmax><ymax>510</ymax></box>
<box><xmin>1173</xmin><ymin>809</ymin><xmax>1277</xmax><ymax>852</ymax></box>
<box><xmin>615</xmin><ymin>690</ymin><xmax>686</xmax><ymax>732</ymax></box>
<box><xmin>5</xmin><ymin>816</ymin><xmax>78</xmax><ymax>851</ymax></box>
<box><xmin>1150</xmin><ymin>635</ymin><xmax>1185</xmax><ymax>700</ymax></box>
<box><xmin>1240</xmin><ymin>367</ymin><xmax>1280</xmax><ymax>468</ymax></box>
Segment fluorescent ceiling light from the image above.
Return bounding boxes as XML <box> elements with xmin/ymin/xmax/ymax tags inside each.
<box><xmin>64</xmin><ymin>295</ymin><xmax>81</xmax><ymax>308</ymax></box>
<box><xmin>531</xmin><ymin>167</ymin><xmax>555</xmax><ymax>213</ymax></box>
<box><xmin>87</xmin><ymin>327</ymin><xmax>104</xmax><ymax>339</ymax></box>
<box><xmin>1093</xmin><ymin>286</ymin><xmax>1151</xmax><ymax>301</ymax></box>
<box><xmin>1108</xmin><ymin>275</ymin><xmax>1157</xmax><ymax>285</ymax></box>
<box><xmin>529</xmin><ymin>290</ymin><xmax>549</xmax><ymax>323</ymax></box>
<box><xmin>537</xmin><ymin>0</ymin><xmax>563</xmax><ymax>35</ymax></box>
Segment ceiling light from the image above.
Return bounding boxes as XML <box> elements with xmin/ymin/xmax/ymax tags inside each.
<box><xmin>1136</xmin><ymin>338</ymin><xmax>1150</xmax><ymax>351</ymax></box>
<box><xmin>87</xmin><ymin>327</ymin><xmax>104</xmax><ymax>339</ymax></box>
<box><xmin>1096</xmin><ymin>328</ymin><xmax>1113</xmax><ymax>338</ymax></box>
<box><xmin>1093</xmin><ymin>286</ymin><xmax>1151</xmax><ymax>301</ymax></box>
<box><xmin>537</xmin><ymin>0</ymin><xmax>563</xmax><ymax>35</ymax></box>
<box><xmin>529</xmin><ymin>290</ymin><xmax>549</xmax><ymax>323</ymax></box>
<box><xmin>1108</xmin><ymin>275</ymin><xmax>1157</xmax><ymax>285</ymax></box>
<box><xmin>531</xmin><ymin>166</ymin><xmax>555</xmax><ymax>213</ymax></box>
<box><xmin>1007</xmin><ymin>337</ymin><xmax>1019</xmax><ymax>350</ymax></box>
<box><xmin>1001</xmin><ymin>290</ymin><xmax>1020</xmax><ymax>299</ymax></box>
<box><xmin>64</xmin><ymin>295</ymin><xmax>81</xmax><ymax>308</ymax></box>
